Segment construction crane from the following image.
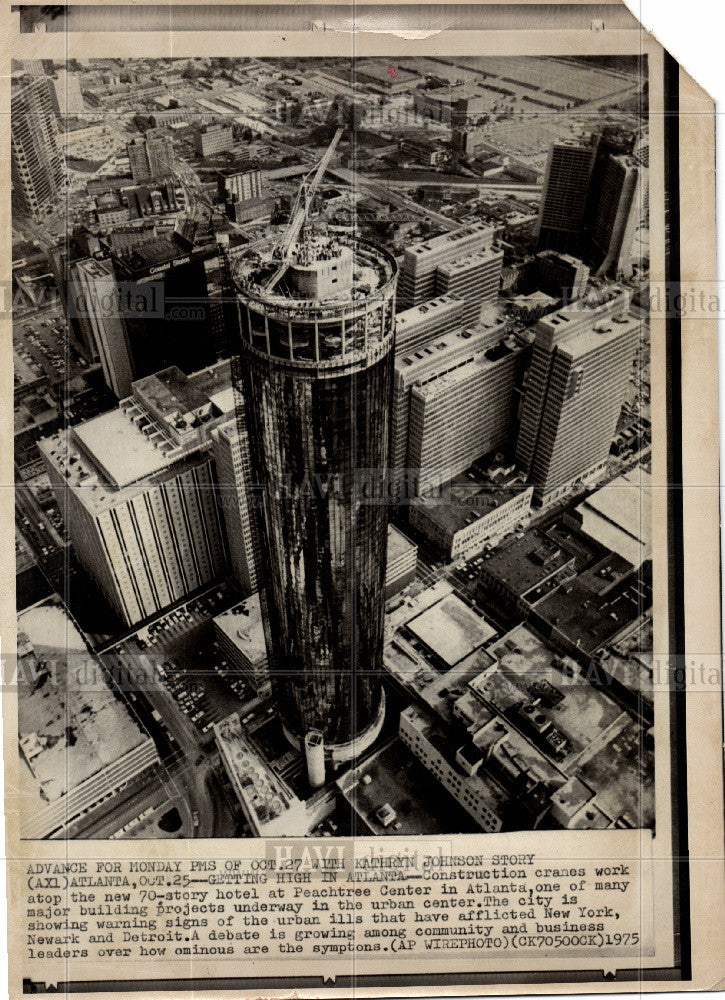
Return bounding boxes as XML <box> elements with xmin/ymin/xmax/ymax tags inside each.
<box><xmin>262</xmin><ymin>127</ymin><xmax>344</xmax><ymax>292</ymax></box>
<box><xmin>145</xmin><ymin>125</ymin><xmax>343</xmax><ymax>264</ymax></box>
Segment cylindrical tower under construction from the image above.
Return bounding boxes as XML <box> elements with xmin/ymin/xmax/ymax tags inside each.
<box><xmin>233</xmin><ymin>233</ymin><xmax>397</xmax><ymax>762</ymax></box>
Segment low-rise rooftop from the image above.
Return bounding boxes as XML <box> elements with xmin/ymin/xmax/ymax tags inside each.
<box><xmin>406</xmin><ymin>592</ymin><xmax>497</xmax><ymax>667</ymax></box>
<box><xmin>478</xmin><ymin>527</ymin><xmax>577</xmax><ymax>602</ymax></box>
<box><xmin>572</xmin><ymin>466</ymin><xmax>652</xmax><ymax>568</ymax></box>
<box><xmin>413</xmin><ymin>468</ymin><xmax>531</xmax><ymax>537</ymax></box>
<box><xmin>213</xmin><ymin>593</ymin><xmax>267</xmax><ymax>667</ymax></box>
<box><xmin>18</xmin><ymin>597</ymin><xmax>149</xmax><ymax>821</ymax></box>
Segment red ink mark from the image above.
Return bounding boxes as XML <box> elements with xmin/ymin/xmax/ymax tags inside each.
<box><xmin>388</xmin><ymin>65</ymin><xmax>399</xmax><ymax>79</ymax></box>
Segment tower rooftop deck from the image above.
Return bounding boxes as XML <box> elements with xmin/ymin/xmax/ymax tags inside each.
<box><xmin>234</xmin><ymin>234</ymin><xmax>397</xmax><ymax>366</ymax></box>
<box><xmin>234</xmin><ymin>233</ymin><xmax>396</xmax><ymax>311</ymax></box>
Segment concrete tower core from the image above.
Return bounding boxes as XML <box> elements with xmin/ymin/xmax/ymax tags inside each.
<box><xmin>232</xmin><ymin>233</ymin><xmax>397</xmax><ymax>762</ymax></box>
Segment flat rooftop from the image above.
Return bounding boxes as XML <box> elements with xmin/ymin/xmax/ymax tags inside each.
<box><xmin>404</xmin><ymin>222</ymin><xmax>494</xmax><ymax>261</ymax></box>
<box><xmin>598</xmin><ymin>646</ymin><xmax>653</xmax><ymax>709</ymax></box>
<box><xmin>478</xmin><ymin>527</ymin><xmax>576</xmax><ymax>599</ymax></box>
<box><xmin>575</xmin><ymin>717</ymin><xmax>654</xmax><ymax>828</ymax></box>
<box><xmin>73</xmin><ymin>408</ymin><xmax>172</xmax><ymax>488</ymax></box>
<box><xmin>480</xmin><ymin>624</ymin><xmax>623</xmax><ymax>772</ymax></box>
<box><xmin>113</xmin><ymin>236</ymin><xmax>192</xmax><ymax>274</ymax></box>
<box><xmin>396</xmin><ymin>326</ymin><xmax>491</xmax><ymax>375</ymax></box>
<box><xmin>511</xmin><ymin>290</ymin><xmax>558</xmax><ymax>308</ymax></box>
<box><xmin>41</xmin><ymin>359</ymin><xmax>235</xmax><ymax>502</ymax></box>
<box><xmin>561</xmin><ymin>313</ymin><xmax>642</xmax><ymax>361</ymax></box>
<box><xmin>213</xmin><ymin>593</ymin><xmax>267</xmax><ymax>665</ymax></box>
<box><xmin>534</xmin><ymin>555</ymin><xmax>644</xmax><ymax>655</ymax></box>
<box><xmin>412</xmin><ymin>336</ymin><xmax>521</xmax><ymax>401</ymax></box>
<box><xmin>388</xmin><ymin>523</ymin><xmax>417</xmax><ymax>563</ymax></box>
<box><xmin>573</xmin><ymin>466</ymin><xmax>652</xmax><ymax>567</ymax></box>
<box><xmin>407</xmin><ymin>592</ymin><xmax>497</xmax><ymax>667</ymax></box>
<box><xmin>134</xmin><ymin>365</ymin><xmax>212</xmax><ymax>421</ymax></box>
<box><xmin>417</xmin><ymin>85</ymin><xmax>484</xmax><ymax>104</ymax></box>
<box><xmin>337</xmin><ymin>738</ymin><xmax>479</xmax><ymax>836</ymax></box>
<box><xmin>537</xmin><ymin>250</ymin><xmax>586</xmax><ymax>268</ymax></box>
<box><xmin>419</xmin><ymin>646</ymin><xmax>496</xmax><ymax>726</ymax></box>
<box><xmin>535</xmin><ymin>288</ymin><xmax>633</xmax><ymax>344</ymax></box>
<box><xmin>395</xmin><ymin>294</ymin><xmax>462</xmax><ymax>329</ymax></box>
<box><xmin>414</xmin><ymin>469</ymin><xmax>531</xmax><ymax>537</ymax></box>
<box><xmin>436</xmin><ymin>244</ymin><xmax>504</xmax><ymax>278</ymax></box>
<box><xmin>18</xmin><ymin>598</ymin><xmax>148</xmax><ymax>815</ymax></box>
<box><xmin>355</xmin><ymin>60</ymin><xmax>421</xmax><ymax>85</ymax></box>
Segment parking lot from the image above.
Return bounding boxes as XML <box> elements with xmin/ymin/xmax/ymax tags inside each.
<box><xmin>14</xmin><ymin>308</ymin><xmax>90</xmax><ymax>388</ymax></box>
<box><xmin>132</xmin><ymin>586</ymin><xmax>262</xmax><ymax>740</ymax></box>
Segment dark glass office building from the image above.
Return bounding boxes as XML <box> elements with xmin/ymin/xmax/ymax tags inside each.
<box><xmin>233</xmin><ymin>235</ymin><xmax>397</xmax><ymax>761</ymax></box>
<box><xmin>110</xmin><ymin>237</ymin><xmax>218</xmax><ymax>380</ymax></box>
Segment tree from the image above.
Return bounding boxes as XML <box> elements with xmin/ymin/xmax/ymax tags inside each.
<box><xmin>132</xmin><ymin>114</ymin><xmax>152</xmax><ymax>133</ymax></box>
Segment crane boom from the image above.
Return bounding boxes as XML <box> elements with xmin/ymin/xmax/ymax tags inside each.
<box><xmin>279</xmin><ymin>127</ymin><xmax>344</xmax><ymax>255</ymax></box>
<box><xmin>263</xmin><ymin>127</ymin><xmax>344</xmax><ymax>292</ymax></box>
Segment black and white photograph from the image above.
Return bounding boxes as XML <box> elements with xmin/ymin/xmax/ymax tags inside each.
<box><xmin>12</xmin><ymin>52</ymin><xmax>653</xmax><ymax>843</ymax></box>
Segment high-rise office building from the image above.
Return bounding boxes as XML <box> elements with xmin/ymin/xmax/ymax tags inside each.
<box><xmin>535</xmin><ymin>141</ymin><xmax>597</xmax><ymax>254</ymax></box>
<box><xmin>217</xmin><ymin>167</ymin><xmax>273</xmax><ymax>225</ymax></box>
<box><xmin>50</xmin><ymin>69</ymin><xmax>85</xmax><ymax>116</ymax></box>
<box><xmin>78</xmin><ymin>236</ymin><xmax>213</xmax><ymax>400</ymax></box>
<box><xmin>194</xmin><ymin>123</ymin><xmax>234</xmax><ymax>157</ymax></box>
<box><xmin>233</xmin><ymin>234</ymin><xmax>397</xmax><ymax>761</ymax></box>
<box><xmin>126</xmin><ymin>129</ymin><xmax>173</xmax><ymax>182</ymax></box>
<box><xmin>211</xmin><ymin>414</ymin><xmax>259</xmax><ymax>594</ymax></box>
<box><xmin>385</xmin><ymin>525</ymin><xmax>417</xmax><ymax>599</ymax></box>
<box><xmin>534</xmin><ymin>250</ymin><xmax>590</xmax><ymax>302</ymax></box>
<box><xmin>46</xmin><ymin>241</ymin><xmax>98</xmax><ymax>360</ymax></box>
<box><xmin>435</xmin><ymin>245</ymin><xmax>504</xmax><ymax>327</ymax></box>
<box><xmin>146</xmin><ymin>129</ymin><xmax>175</xmax><ymax>178</ymax></box>
<box><xmin>40</xmin><ymin>363</ymin><xmax>234</xmax><ymax>626</ymax></box>
<box><xmin>108</xmin><ymin>237</ymin><xmax>218</xmax><ymax>386</ymax></box>
<box><xmin>391</xmin><ymin>323</ymin><xmax>504</xmax><ymax>476</ymax></box>
<box><xmin>528</xmin><ymin>286</ymin><xmax>631</xmax><ymax>340</ymax></box>
<box><xmin>11</xmin><ymin>76</ymin><xmax>64</xmax><ymax>216</ymax></box>
<box><xmin>537</xmin><ymin>139</ymin><xmax>643</xmax><ymax>279</ymax></box>
<box><xmin>589</xmin><ymin>154</ymin><xmax>642</xmax><ymax>279</ymax></box>
<box><xmin>408</xmin><ymin>335</ymin><xmax>530</xmax><ymax>490</ymax></box>
<box><xmin>394</xmin><ymin>295</ymin><xmax>465</xmax><ymax>356</ymax></box>
<box><xmin>515</xmin><ymin>295</ymin><xmax>641</xmax><ymax>504</ymax></box>
<box><xmin>127</xmin><ymin>138</ymin><xmax>152</xmax><ymax>182</ymax></box>
<box><xmin>217</xmin><ymin>167</ymin><xmax>263</xmax><ymax>205</ymax></box>
<box><xmin>73</xmin><ymin>258</ymin><xmax>135</xmax><ymax>398</ymax></box>
<box><xmin>397</xmin><ymin>223</ymin><xmax>494</xmax><ymax>308</ymax></box>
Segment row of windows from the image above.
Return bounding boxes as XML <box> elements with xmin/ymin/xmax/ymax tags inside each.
<box><xmin>402</xmin><ymin>722</ymin><xmax>501</xmax><ymax>831</ymax></box>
